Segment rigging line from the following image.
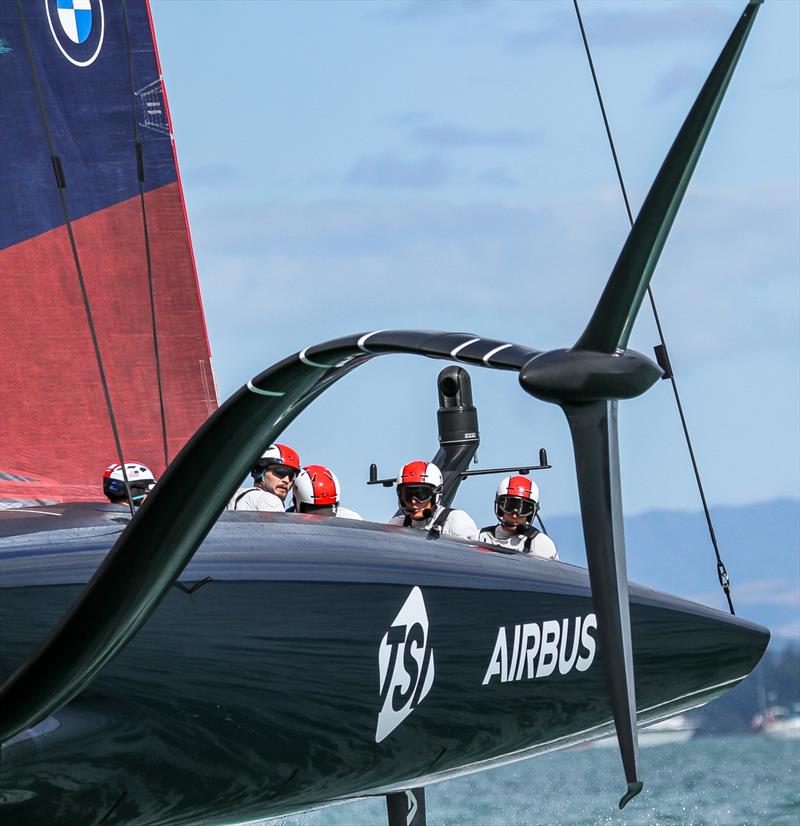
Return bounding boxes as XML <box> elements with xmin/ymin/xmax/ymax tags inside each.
<box><xmin>121</xmin><ymin>0</ymin><xmax>170</xmax><ymax>470</ymax></box>
<box><xmin>16</xmin><ymin>1</ymin><xmax>135</xmax><ymax>518</ymax></box>
<box><xmin>571</xmin><ymin>0</ymin><xmax>735</xmax><ymax>614</ymax></box>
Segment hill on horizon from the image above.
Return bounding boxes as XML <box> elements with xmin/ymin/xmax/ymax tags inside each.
<box><xmin>545</xmin><ymin>498</ymin><xmax>799</xmax><ymax>640</ymax></box>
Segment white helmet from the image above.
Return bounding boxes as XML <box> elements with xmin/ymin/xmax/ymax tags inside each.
<box><xmin>396</xmin><ymin>460</ymin><xmax>443</xmax><ymax>516</ymax></box>
<box><xmin>495</xmin><ymin>475</ymin><xmax>539</xmax><ymax>529</ymax></box>
<box><xmin>103</xmin><ymin>462</ymin><xmax>155</xmax><ymax>503</ymax></box>
<box><xmin>294</xmin><ymin>465</ymin><xmax>340</xmax><ymax>514</ymax></box>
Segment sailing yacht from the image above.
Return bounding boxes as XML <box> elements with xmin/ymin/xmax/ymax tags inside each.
<box><xmin>0</xmin><ymin>2</ymin><xmax>770</xmax><ymax>825</ymax></box>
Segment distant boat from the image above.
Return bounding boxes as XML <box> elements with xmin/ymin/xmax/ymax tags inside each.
<box><xmin>753</xmin><ymin>705</ymin><xmax>800</xmax><ymax>740</ymax></box>
<box><xmin>590</xmin><ymin>715</ymin><xmax>698</xmax><ymax>749</ymax></box>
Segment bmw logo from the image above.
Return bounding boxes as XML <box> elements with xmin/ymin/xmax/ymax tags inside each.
<box><xmin>45</xmin><ymin>0</ymin><xmax>105</xmax><ymax>67</ymax></box>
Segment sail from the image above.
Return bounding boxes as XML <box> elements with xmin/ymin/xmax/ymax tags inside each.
<box><xmin>0</xmin><ymin>0</ymin><xmax>217</xmax><ymax>505</ymax></box>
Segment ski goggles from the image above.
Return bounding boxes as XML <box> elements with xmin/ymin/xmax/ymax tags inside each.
<box><xmin>497</xmin><ymin>495</ymin><xmax>536</xmax><ymax>517</ymax></box>
<box><xmin>398</xmin><ymin>484</ymin><xmax>435</xmax><ymax>505</ymax></box>
<box><xmin>265</xmin><ymin>464</ymin><xmax>298</xmax><ymax>481</ymax></box>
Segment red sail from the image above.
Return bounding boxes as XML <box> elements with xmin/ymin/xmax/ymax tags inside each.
<box><xmin>0</xmin><ymin>1</ymin><xmax>217</xmax><ymax>505</ymax></box>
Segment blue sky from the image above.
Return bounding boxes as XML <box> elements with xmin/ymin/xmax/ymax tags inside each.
<box><xmin>150</xmin><ymin>0</ymin><xmax>799</xmax><ymax>523</ymax></box>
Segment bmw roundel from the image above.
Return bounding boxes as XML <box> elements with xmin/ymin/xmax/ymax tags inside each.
<box><xmin>46</xmin><ymin>0</ymin><xmax>105</xmax><ymax>67</ymax></box>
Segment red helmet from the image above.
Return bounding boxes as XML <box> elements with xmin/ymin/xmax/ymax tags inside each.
<box><xmin>252</xmin><ymin>443</ymin><xmax>301</xmax><ymax>480</ymax></box>
<box><xmin>495</xmin><ymin>475</ymin><xmax>539</xmax><ymax>527</ymax></box>
<box><xmin>294</xmin><ymin>465</ymin><xmax>340</xmax><ymax>510</ymax></box>
<box><xmin>396</xmin><ymin>461</ymin><xmax>443</xmax><ymax>515</ymax></box>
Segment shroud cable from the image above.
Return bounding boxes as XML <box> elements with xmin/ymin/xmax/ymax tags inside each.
<box><xmin>572</xmin><ymin>0</ymin><xmax>735</xmax><ymax>614</ymax></box>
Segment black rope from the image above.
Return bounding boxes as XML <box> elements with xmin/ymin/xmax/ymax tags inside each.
<box><xmin>572</xmin><ymin>0</ymin><xmax>735</xmax><ymax>614</ymax></box>
<box><xmin>536</xmin><ymin>513</ymin><xmax>548</xmax><ymax>535</ymax></box>
<box><xmin>17</xmin><ymin>1</ymin><xmax>135</xmax><ymax>517</ymax></box>
<box><xmin>121</xmin><ymin>0</ymin><xmax>170</xmax><ymax>470</ymax></box>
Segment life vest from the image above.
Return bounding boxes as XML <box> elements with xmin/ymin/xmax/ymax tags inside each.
<box><xmin>404</xmin><ymin>507</ymin><xmax>453</xmax><ymax>540</ymax></box>
<box><xmin>481</xmin><ymin>523</ymin><xmax>541</xmax><ymax>553</ymax></box>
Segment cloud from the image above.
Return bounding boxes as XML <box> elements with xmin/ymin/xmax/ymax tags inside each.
<box><xmin>184</xmin><ymin>163</ymin><xmax>242</xmax><ymax>188</ymax></box>
<box><xmin>771</xmin><ymin>75</ymin><xmax>799</xmax><ymax>93</ymax></box>
<box><xmin>508</xmin><ymin>5</ymin><xmax>729</xmax><ymax>52</ymax></box>
<box><xmin>650</xmin><ymin>63</ymin><xmax>707</xmax><ymax>103</ymax></box>
<box><xmin>773</xmin><ymin>619</ymin><xmax>800</xmax><ymax>639</ymax></box>
<box><xmin>387</xmin><ymin>111</ymin><xmax>432</xmax><ymax>127</ymax></box>
<box><xmin>477</xmin><ymin>166</ymin><xmax>521</xmax><ymax>188</ymax></box>
<box><xmin>191</xmin><ymin>178</ymin><xmax>797</xmax><ymax>368</ymax></box>
<box><xmin>690</xmin><ymin>579</ymin><xmax>800</xmax><ymax>609</ymax></box>
<box><xmin>412</xmin><ymin>124</ymin><xmax>544</xmax><ymax>149</ymax></box>
<box><xmin>345</xmin><ymin>153</ymin><xmax>449</xmax><ymax>189</ymax></box>
<box><xmin>374</xmin><ymin>0</ymin><xmax>492</xmax><ymax>23</ymax></box>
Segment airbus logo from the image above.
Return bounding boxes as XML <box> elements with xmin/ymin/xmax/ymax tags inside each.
<box><xmin>375</xmin><ymin>587</ymin><xmax>435</xmax><ymax>743</ymax></box>
<box><xmin>46</xmin><ymin>0</ymin><xmax>105</xmax><ymax>67</ymax></box>
<box><xmin>482</xmin><ymin>613</ymin><xmax>597</xmax><ymax>685</ymax></box>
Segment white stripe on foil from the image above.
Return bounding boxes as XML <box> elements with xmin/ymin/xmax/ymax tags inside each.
<box><xmin>358</xmin><ymin>330</ymin><xmax>386</xmax><ymax>352</ymax></box>
<box><xmin>299</xmin><ymin>348</ymin><xmax>337</xmax><ymax>368</ymax></box>
<box><xmin>450</xmin><ymin>338</ymin><xmax>480</xmax><ymax>359</ymax></box>
<box><xmin>482</xmin><ymin>343</ymin><xmax>513</xmax><ymax>365</ymax></box>
<box><xmin>247</xmin><ymin>380</ymin><xmax>285</xmax><ymax>397</ymax></box>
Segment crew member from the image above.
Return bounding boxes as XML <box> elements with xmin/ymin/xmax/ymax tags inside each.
<box><xmin>479</xmin><ymin>476</ymin><xmax>558</xmax><ymax>559</ymax></box>
<box><xmin>228</xmin><ymin>443</ymin><xmax>300</xmax><ymax>511</ymax></box>
<box><xmin>103</xmin><ymin>462</ymin><xmax>156</xmax><ymax>507</ymax></box>
<box><xmin>388</xmin><ymin>460</ymin><xmax>478</xmax><ymax>540</ymax></box>
<box><xmin>292</xmin><ymin>465</ymin><xmax>363</xmax><ymax>520</ymax></box>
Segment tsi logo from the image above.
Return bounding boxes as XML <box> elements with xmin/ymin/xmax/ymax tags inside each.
<box><xmin>375</xmin><ymin>587</ymin><xmax>435</xmax><ymax>743</ymax></box>
<box><xmin>482</xmin><ymin>613</ymin><xmax>597</xmax><ymax>685</ymax></box>
<box><xmin>46</xmin><ymin>0</ymin><xmax>105</xmax><ymax>67</ymax></box>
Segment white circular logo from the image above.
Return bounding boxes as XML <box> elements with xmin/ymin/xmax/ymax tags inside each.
<box><xmin>45</xmin><ymin>0</ymin><xmax>105</xmax><ymax>67</ymax></box>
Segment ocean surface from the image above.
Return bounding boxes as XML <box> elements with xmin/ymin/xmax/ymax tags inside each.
<box><xmin>275</xmin><ymin>736</ymin><xmax>799</xmax><ymax>826</ymax></box>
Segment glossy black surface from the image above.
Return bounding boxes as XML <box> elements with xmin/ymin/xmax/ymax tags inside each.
<box><xmin>0</xmin><ymin>331</ymin><xmax>539</xmax><ymax>742</ymax></box>
<box><xmin>0</xmin><ymin>505</ymin><xmax>769</xmax><ymax>825</ymax></box>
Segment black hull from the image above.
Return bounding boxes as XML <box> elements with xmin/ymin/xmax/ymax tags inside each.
<box><xmin>0</xmin><ymin>506</ymin><xmax>768</xmax><ymax>825</ymax></box>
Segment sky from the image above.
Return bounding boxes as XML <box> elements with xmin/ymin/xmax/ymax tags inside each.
<box><xmin>150</xmin><ymin>0</ymin><xmax>799</xmax><ymax>524</ymax></box>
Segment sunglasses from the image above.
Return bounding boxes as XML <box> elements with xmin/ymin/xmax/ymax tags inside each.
<box><xmin>266</xmin><ymin>465</ymin><xmax>298</xmax><ymax>481</ymax></box>
<box><xmin>497</xmin><ymin>495</ymin><xmax>536</xmax><ymax>517</ymax></box>
<box><xmin>398</xmin><ymin>485</ymin><xmax>435</xmax><ymax>505</ymax></box>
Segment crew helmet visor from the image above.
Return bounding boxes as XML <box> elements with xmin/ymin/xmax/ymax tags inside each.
<box><xmin>497</xmin><ymin>495</ymin><xmax>536</xmax><ymax>517</ymax></box>
<box><xmin>398</xmin><ymin>484</ymin><xmax>435</xmax><ymax>506</ymax></box>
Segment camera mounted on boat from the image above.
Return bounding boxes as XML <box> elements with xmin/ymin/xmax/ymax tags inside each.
<box><xmin>368</xmin><ymin>366</ymin><xmax>552</xmax><ymax>509</ymax></box>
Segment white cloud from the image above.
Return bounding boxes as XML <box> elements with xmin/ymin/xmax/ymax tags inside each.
<box><xmin>193</xmin><ymin>178</ymin><xmax>798</xmax><ymax>367</ymax></box>
<box><xmin>345</xmin><ymin>153</ymin><xmax>450</xmax><ymax>189</ymax></box>
<box><xmin>507</xmin><ymin>5</ymin><xmax>730</xmax><ymax>52</ymax></box>
<box><xmin>690</xmin><ymin>579</ymin><xmax>800</xmax><ymax>609</ymax></box>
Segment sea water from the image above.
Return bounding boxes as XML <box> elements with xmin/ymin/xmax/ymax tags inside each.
<box><xmin>277</xmin><ymin>736</ymin><xmax>799</xmax><ymax>826</ymax></box>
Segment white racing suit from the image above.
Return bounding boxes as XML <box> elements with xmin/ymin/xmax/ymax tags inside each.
<box><xmin>335</xmin><ymin>506</ymin><xmax>364</xmax><ymax>521</ymax></box>
<box><xmin>478</xmin><ymin>524</ymin><xmax>559</xmax><ymax>559</ymax></box>
<box><xmin>227</xmin><ymin>487</ymin><xmax>285</xmax><ymax>512</ymax></box>
<box><xmin>389</xmin><ymin>504</ymin><xmax>479</xmax><ymax>541</ymax></box>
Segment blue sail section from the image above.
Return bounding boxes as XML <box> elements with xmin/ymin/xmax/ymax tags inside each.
<box><xmin>0</xmin><ymin>0</ymin><xmax>176</xmax><ymax>250</ymax></box>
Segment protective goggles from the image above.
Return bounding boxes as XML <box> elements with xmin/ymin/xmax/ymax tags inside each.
<box><xmin>497</xmin><ymin>495</ymin><xmax>537</xmax><ymax>517</ymax></box>
<box><xmin>108</xmin><ymin>479</ymin><xmax>153</xmax><ymax>497</ymax></box>
<box><xmin>130</xmin><ymin>482</ymin><xmax>155</xmax><ymax>503</ymax></box>
<box><xmin>263</xmin><ymin>464</ymin><xmax>298</xmax><ymax>481</ymax></box>
<box><xmin>398</xmin><ymin>484</ymin><xmax>435</xmax><ymax>506</ymax></box>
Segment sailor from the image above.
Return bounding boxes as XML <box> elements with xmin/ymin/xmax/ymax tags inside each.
<box><xmin>228</xmin><ymin>443</ymin><xmax>300</xmax><ymax>511</ymax></box>
<box><xmin>388</xmin><ymin>460</ymin><xmax>478</xmax><ymax>540</ymax></box>
<box><xmin>292</xmin><ymin>465</ymin><xmax>363</xmax><ymax>520</ymax></box>
<box><xmin>103</xmin><ymin>462</ymin><xmax>156</xmax><ymax>507</ymax></box>
<box><xmin>479</xmin><ymin>475</ymin><xmax>559</xmax><ymax>559</ymax></box>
